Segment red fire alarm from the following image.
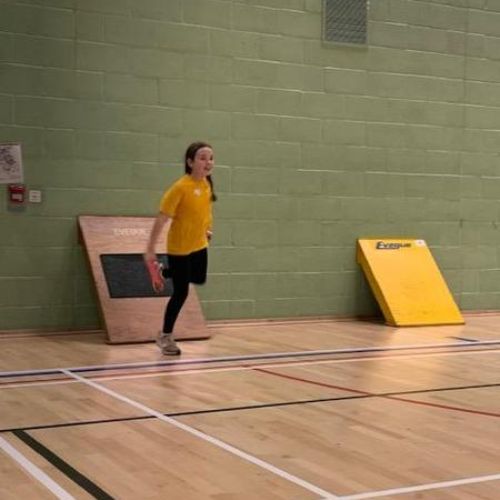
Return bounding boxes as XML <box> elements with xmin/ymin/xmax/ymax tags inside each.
<box><xmin>8</xmin><ymin>184</ymin><xmax>26</xmax><ymax>204</ymax></box>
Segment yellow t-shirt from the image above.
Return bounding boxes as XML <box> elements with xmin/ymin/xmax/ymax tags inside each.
<box><xmin>159</xmin><ymin>175</ymin><xmax>213</xmax><ymax>255</ymax></box>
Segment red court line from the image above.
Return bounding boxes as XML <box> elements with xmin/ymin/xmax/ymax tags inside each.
<box><xmin>254</xmin><ymin>368</ymin><xmax>500</xmax><ymax>419</ymax></box>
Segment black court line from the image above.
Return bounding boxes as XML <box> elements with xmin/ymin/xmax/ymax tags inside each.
<box><xmin>2</xmin><ymin>382</ymin><xmax>499</xmax><ymax>434</ymax></box>
<box><xmin>448</xmin><ymin>336</ymin><xmax>479</xmax><ymax>342</ymax></box>
<box><xmin>2</xmin><ymin>340</ymin><xmax>500</xmax><ymax>379</ymax></box>
<box><xmin>0</xmin><ymin>370</ymin><xmax>64</xmax><ymax>379</ymax></box>
<box><xmin>12</xmin><ymin>430</ymin><xmax>115</xmax><ymax>500</ymax></box>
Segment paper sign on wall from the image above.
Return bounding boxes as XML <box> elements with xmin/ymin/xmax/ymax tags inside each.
<box><xmin>0</xmin><ymin>143</ymin><xmax>24</xmax><ymax>184</ymax></box>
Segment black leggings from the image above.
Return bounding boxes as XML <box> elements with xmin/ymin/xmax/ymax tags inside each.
<box><xmin>162</xmin><ymin>247</ymin><xmax>207</xmax><ymax>334</ymax></box>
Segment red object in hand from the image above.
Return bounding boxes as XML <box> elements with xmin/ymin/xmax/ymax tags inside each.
<box><xmin>145</xmin><ymin>259</ymin><xmax>164</xmax><ymax>293</ymax></box>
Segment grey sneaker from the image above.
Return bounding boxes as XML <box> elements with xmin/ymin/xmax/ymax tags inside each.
<box><xmin>156</xmin><ymin>332</ymin><xmax>181</xmax><ymax>356</ymax></box>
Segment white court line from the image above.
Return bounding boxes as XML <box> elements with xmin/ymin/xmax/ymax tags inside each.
<box><xmin>339</xmin><ymin>473</ymin><xmax>500</xmax><ymax>499</ymax></box>
<box><xmin>0</xmin><ymin>435</ymin><xmax>75</xmax><ymax>500</ymax></box>
<box><xmin>2</xmin><ymin>339</ymin><xmax>500</xmax><ymax>378</ymax></box>
<box><xmin>2</xmin><ymin>347</ymin><xmax>499</xmax><ymax>389</ymax></box>
<box><xmin>62</xmin><ymin>369</ymin><xmax>339</xmax><ymax>500</ymax></box>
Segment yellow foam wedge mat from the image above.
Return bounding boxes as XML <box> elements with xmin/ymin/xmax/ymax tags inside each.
<box><xmin>357</xmin><ymin>238</ymin><xmax>464</xmax><ymax>327</ymax></box>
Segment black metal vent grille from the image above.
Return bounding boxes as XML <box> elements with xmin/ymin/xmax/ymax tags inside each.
<box><xmin>324</xmin><ymin>0</ymin><xmax>367</xmax><ymax>45</ymax></box>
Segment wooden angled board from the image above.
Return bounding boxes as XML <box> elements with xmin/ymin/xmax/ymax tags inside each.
<box><xmin>357</xmin><ymin>238</ymin><xmax>464</xmax><ymax>327</ymax></box>
<box><xmin>78</xmin><ymin>215</ymin><xmax>209</xmax><ymax>344</ymax></box>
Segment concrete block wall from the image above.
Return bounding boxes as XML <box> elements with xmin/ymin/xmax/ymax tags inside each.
<box><xmin>1</xmin><ymin>0</ymin><xmax>500</xmax><ymax>330</ymax></box>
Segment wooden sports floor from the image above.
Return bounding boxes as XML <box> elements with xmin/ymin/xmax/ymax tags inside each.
<box><xmin>0</xmin><ymin>315</ymin><xmax>499</xmax><ymax>499</ymax></box>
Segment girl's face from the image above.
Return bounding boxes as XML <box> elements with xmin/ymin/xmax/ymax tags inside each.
<box><xmin>188</xmin><ymin>147</ymin><xmax>214</xmax><ymax>179</ymax></box>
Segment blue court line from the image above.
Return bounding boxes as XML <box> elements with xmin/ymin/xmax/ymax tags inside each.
<box><xmin>1</xmin><ymin>339</ymin><xmax>500</xmax><ymax>379</ymax></box>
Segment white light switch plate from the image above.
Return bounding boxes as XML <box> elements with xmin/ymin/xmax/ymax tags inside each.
<box><xmin>29</xmin><ymin>190</ymin><xmax>42</xmax><ymax>203</ymax></box>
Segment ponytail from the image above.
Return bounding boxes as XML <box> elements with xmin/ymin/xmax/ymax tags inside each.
<box><xmin>207</xmin><ymin>174</ymin><xmax>217</xmax><ymax>202</ymax></box>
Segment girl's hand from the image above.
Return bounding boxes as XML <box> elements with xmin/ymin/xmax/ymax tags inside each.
<box><xmin>207</xmin><ymin>230</ymin><xmax>213</xmax><ymax>241</ymax></box>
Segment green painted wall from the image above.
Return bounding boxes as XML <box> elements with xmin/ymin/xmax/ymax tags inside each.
<box><xmin>1</xmin><ymin>0</ymin><xmax>500</xmax><ymax>330</ymax></box>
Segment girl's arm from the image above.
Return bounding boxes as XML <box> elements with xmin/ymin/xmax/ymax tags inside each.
<box><xmin>206</xmin><ymin>205</ymin><xmax>213</xmax><ymax>241</ymax></box>
<box><xmin>144</xmin><ymin>213</ymin><xmax>171</xmax><ymax>292</ymax></box>
<box><xmin>144</xmin><ymin>212</ymin><xmax>171</xmax><ymax>262</ymax></box>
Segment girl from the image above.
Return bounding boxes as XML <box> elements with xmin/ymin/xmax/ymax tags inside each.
<box><xmin>144</xmin><ymin>141</ymin><xmax>216</xmax><ymax>355</ymax></box>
